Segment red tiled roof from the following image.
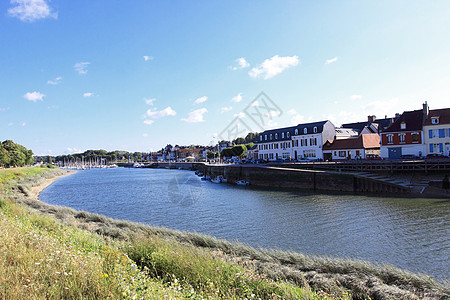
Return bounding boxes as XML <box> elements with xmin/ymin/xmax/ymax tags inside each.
<box><xmin>323</xmin><ymin>134</ymin><xmax>380</xmax><ymax>150</ymax></box>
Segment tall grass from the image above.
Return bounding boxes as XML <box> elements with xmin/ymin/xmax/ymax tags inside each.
<box><xmin>1</xmin><ymin>166</ymin><xmax>344</xmax><ymax>299</ymax></box>
<box><xmin>2</xmin><ymin>166</ymin><xmax>449</xmax><ymax>299</ymax></box>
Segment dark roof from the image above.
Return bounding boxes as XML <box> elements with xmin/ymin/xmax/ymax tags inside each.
<box><xmin>424</xmin><ymin>108</ymin><xmax>450</xmax><ymax>125</ymax></box>
<box><xmin>342</xmin><ymin>117</ymin><xmax>396</xmax><ymax>133</ymax></box>
<box><xmin>258</xmin><ymin>121</ymin><xmax>328</xmax><ymax>143</ymax></box>
<box><xmin>323</xmin><ymin>134</ymin><xmax>380</xmax><ymax>150</ymax></box>
<box><xmin>383</xmin><ymin>110</ymin><xmax>424</xmax><ymax>133</ymax></box>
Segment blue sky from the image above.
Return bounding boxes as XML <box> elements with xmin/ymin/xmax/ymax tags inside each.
<box><xmin>1</xmin><ymin>1</ymin><xmax>450</xmax><ymax>155</ymax></box>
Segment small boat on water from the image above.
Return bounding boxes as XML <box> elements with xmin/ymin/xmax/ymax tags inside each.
<box><xmin>211</xmin><ymin>175</ymin><xmax>227</xmax><ymax>184</ymax></box>
<box><xmin>201</xmin><ymin>175</ymin><xmax>211</xmax><ymax>181</ymax></box>
<box><xmin>236</xmin><ymin>180</ymin><xmax>250</xmax><ymax>186</ymax></box>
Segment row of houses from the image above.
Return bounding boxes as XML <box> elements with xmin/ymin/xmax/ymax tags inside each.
<box><xmin>255</xmin><ymin>102</ymin><xmax>450</xmax><ymax>161</ymax></box>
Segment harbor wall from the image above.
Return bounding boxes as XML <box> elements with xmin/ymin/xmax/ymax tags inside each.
<box><xmin>201</xmin><ymin>165</ymin><xmax>412</xmax><ymax>194</ymax></box>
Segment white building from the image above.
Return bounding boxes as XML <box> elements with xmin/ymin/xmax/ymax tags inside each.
<box><xmin>423</xmin><ymin>107</ymin><xmax>450</xmax><ymax>156</ymax></box>
<box><xmin>257</xmin><ymin>120</ymin><xmax>336</xmax><ymax>161</ymax></box>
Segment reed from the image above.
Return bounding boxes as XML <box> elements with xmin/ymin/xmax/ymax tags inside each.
<box><xmin>2</xmin><ymin>166</ymin><xmax>342</xmax><ymax>299</ymax></box>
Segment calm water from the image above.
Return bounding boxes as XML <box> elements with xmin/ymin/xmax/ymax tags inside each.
<box><xmin>40</xmin><ymin>168</ymin><xmax>450</xmax><ymax>280</ymax></box>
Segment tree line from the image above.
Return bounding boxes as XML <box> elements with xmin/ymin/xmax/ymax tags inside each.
<box><xmin>0</xmin><ymin>140</ymin><xmax>34</xmax><ymax>168</ymax></box>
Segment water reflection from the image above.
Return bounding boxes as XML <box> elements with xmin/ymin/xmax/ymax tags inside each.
<box><xmin>40</xmin><ymin>168</ymin><xmax>449</xmax><ymax>280</ymax></box>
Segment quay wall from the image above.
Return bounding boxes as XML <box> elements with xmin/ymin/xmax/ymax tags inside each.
<box><xmin>200</xmin><ymin>165</ymin><xmax>411</xmax><ymax>194</ymax></box>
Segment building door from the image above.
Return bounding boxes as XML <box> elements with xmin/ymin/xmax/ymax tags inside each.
<box><xmin>388</xmin><ymin>147</ymin><xmax>402</xmax><ymax>159</ymax></box>
<box><xmin>294</xmin><ymin>150</ymin><xmax>298</xmax><ymax>160</ymax></box>
<box><xmin>276</xmin><ymin>153</ymin><xmax>278</xmax><ymax>160</ymax></box>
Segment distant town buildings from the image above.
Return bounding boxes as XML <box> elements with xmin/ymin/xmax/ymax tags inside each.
<box><xmin>255</xmin><ymin>102</ymin><xmax>450</xmax><ymax>161</ymax></box>
<box><xmin>149</xmin><ymin>102</ymin><xmax>449</xmax><ymax>163</ymax></box>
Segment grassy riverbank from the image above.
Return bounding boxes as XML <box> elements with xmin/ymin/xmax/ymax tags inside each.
<box><xmin>1</xmin><ymin>166</ymin><xmax>448</xmax><ymax>299</ymax></box>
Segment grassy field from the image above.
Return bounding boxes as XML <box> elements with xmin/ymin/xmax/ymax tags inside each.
<box><xmin>1</xmin><ymin>166</ymin><xmax>350</xmax><ymax>299</ymax></box>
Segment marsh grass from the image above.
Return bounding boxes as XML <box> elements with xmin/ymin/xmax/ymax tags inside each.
<box><xmin>2</xmin><ymin>166</ymin><xmax>449</xmax><ymax>299</ymax></box>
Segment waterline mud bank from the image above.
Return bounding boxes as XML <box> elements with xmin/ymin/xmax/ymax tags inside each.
<box><xmin>3</xmin><ymin>167</ymin><xmax>447</xmax><ymax>299</ymax></box>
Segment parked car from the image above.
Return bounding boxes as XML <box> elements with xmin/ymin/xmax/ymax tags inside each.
<box><xmin>425</xmin><ymin>153</ymin><xmax>447</xmax><ymax>159</ymax></box>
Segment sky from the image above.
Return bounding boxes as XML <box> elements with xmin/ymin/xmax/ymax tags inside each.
<box><xmin>1</xmin><ymin>0</ymin><xmax>450</xmax><ymax>155</ymax></box>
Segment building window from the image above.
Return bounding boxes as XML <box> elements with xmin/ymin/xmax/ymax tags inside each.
<box><xmin>269</xmin><ymin>134</ymin><xmax>272</xmax><ymax>140</ymax></box>
<box><xmin>275</xmin><ymin>133</ymin><xmax>278</xmax><ymax>139</ymax></box>
<box><xmin>304</xmin><ymin>150</ymin><xmax>316</xmax><ymax>158</ymax></box>
<box><xmin>338</xmin><ymin>151</ymin><xmax>346</xmax><ymax>157</ymax></box>
<box><xmin>287</xmin><ymin>132</ymin><xmax>290</xmax><ymax>138</ymax></box>
<box><xmin>399</xmin><ymin>133</ymin><xmax>406</xmax><ymax>143</ymax></box>
<box><xmin>430</xmin><ymin>143</ymin><xmax>444</xmax><ymax>153</ymax></box>
<box><xmin>439</xmin><ymin>128</ymin><xmax>445</xmax><ymax>138</ymax></box>
<box><xmin>265</xmin><ymin>135</ymin><xmax>267</xmax><ymax>141</ymax></box>
<box><xmin>429</xmin><ymin>130</ymin><xmax>439</xmax><ymax>138</ymax></box>
<box><xmin>260</xmin><ymin>136</ymin><xmax>263</xmax><ymax>141</ymax></box>
<box><xmin>295</xmin><ymin>129</ymin><xmax>298</xmax><ymax>135</ymax></box>
<box><xmin>304</xmin><ymin>128</ymin><xmax>307</xmax><ymax>134</ymax></box>
<box><xmin>313</xmin><ymin>126</ymin><xmax>318</xmax><ymax>133</ymax></box>
<box><xmin>387</xmin><ymin>134</ymin><xmax>393</xmax><ymax>144</ymax></box>
<box><xmin>431</xmin><ymin>117</ymin><xmax>439</xmax><ymax>124</ymax></box>
<box><xmin>281</xmin><ymin>132</ymin><xmax>285</xmax><ymax>138</ymax></box>
<box><xmin>411</xmin><ymin>132</ymin><xmax>419</xmax><ymax>143</ymax></box>
<box><xmin>400</xmin><ymin>122</ymin><xmax>406</xmax><ymax>130</ymax></box>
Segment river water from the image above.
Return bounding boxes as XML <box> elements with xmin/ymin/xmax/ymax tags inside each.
<box><xmin>40</xmin><ymin>168</ymin><xmax>449</xmax><ymax>280</ymax></box>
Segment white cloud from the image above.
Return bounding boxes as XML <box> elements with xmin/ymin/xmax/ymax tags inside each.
<box><xmin>47</xmin><ymin>76</ymin><xmax>62</xmax><ymax>85</ymax></box>
<box><xmin>83</xmin><ymin>92</ymin><xmax>93</xmax><ymax>98</ymax></box>
<box><xmin>145</xmin><ymin>98</ymin><xmax>156</xmax><ymax>105</ymax></box>
<box><xmin>24</xmin><ymin>91</ymin><xmax>45</xmax><ymax>102</ymax></box>
<box><xmin>146</xmin><ymin>106</ymin><xmax>177</xmax><ymax>119</ymax></box>
<box><xmin>66</xmin><ymin>147</ymin><xmax>83</xmax><ymax>154</ymax></box>
<box><xmin>231</xmin><ymin>57</ymin><xmax>250</xmax><ymax>70</ymax></box>
<box><xmin>350</xmin><ymin>94</ymin><xmax>362</xmax><ymax>101</ymax></box>
<box><xmin>21</xmin><ymin>122</ymin><xmax>27</xmax><ymax>126</ymax></box>
<box><xmin>8</xmin><ymin>0</ymin><xmax>57</xmax><ymax>22</ymax></box>
<box><xmin>250</xmin><ymin>100</ymin><xmax>259</xmax><ymax>107</ymax></box>
<box><xmin>288</xmin><ymin>109</ymin><xmax>306</xmax><ymax>125</ymax></box>
<box><xmin>249</xmin><ymin>55</ymin><xmax>299</xmax><ymax>79</ymax></box>
<box><xmin>362</xmin><ymin>98</ymin><xmax>400</xmax><ymax>115</ymax></box>
<box><xmin>194</xmin><ymin>96</ymin><xmax>208</xmax><ymax>104</ymax></box>
<box><xmin>234</xmin><ymin>112</ymin><xmax>245</xmax><ymax>119</ymax></box>
<box><xmin>325</xmin><ymin>57</ymin><xmax>338</xmax><ymax>65</ymax></box>
<box><xmin>182</xmin><ymin>108</ymin><xmax>208</xmax><ymax>123</ymax></box>
<box><xmin>143</xmin><ymin>56</ymin><xmax>154</xmax><ymax>61</ymax></box>
<box><xmin>74</xmin><ymin>62</ymin><xmax>90</xmax><ymax>75</ymax></box>
<box><xmin>143</xmin><ymin>120</ymin><xmax>155</xmax><ymax>125</ymax></box>
<box><xmin>142</xmin><ymin>133</ymin><xmax>148</xmax><ymax>137</ymax></box>
<box><xmin>220</xmin><ymin>106</ymin><xmax>232</xmax><ymax>113</ymax></box>
<box><xmin>231</xmin><ymin>93</ymin><xmax>242</xmax><ymax>103</ymax></box>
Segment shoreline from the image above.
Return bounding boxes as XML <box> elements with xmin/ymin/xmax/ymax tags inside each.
<box><xmin>9</xmin><ymin>167</ymin><xmax>449</xmax><ymax>298</ymax></box>
<box><xmin>29</xmin><ymin>170</ymin><xmax>76</xmax><ymax>200</ymax></box>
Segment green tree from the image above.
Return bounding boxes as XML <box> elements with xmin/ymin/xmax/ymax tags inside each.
<box><xmin>231</xmin><ymin>145</ymin><xmax>247</xmax><ymax>157</ymax></box>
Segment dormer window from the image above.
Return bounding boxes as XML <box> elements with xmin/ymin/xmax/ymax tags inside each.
<box><xmin>287</xmin><ymin>132</ymin><xmax>290</xmax><ymax>138</ymax></box>
<box><xmin>295</xmin><ymin>129</ymin><xmax>298</xmax><ymax>135</ymax></box>
<box><xmin>313</xmin><ymin>127</ymin><xmax>318</xmax><ymax>133</ymax></box>
<box><xmin>270</xmin><ymin>134</ymin><xmax>273</xmax><ymax>140</ymax></box>
<box><xmin>260</xmin><ymin>136</ymin><xmax>263</xmax><ymax>141</ymax></box>
<box><xmin>304</xmin><ymin>128</ymin><xmax>307</xmax><ymax>134</ymax></box>
<box><xmin>400</xmin><ymin>122</ymin><xmax>406</xmax><ymax>130</ymax></box>
<box><xmin>431</xmin><ymin>117</ymin><xmax>439</xmax><ymax>124</ymax></box>
<box><xmin>281</xmin><ymin>132</ymin><xmax>285</xmax><ymax>138</ymax></box>
<box><xmin>275</xmin><ymin>133</ymin><xmax>278</xmax><ymax>139</ymax></box>
<box><xmin>265</xmin><ymin>134</ymin><xmax>267</xmax><ymax>141</ymax></box>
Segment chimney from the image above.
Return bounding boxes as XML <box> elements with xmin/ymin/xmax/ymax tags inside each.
<box><xmin>367</xmin><ymin>115</ymin><xmax>376</xmax><ymax>123</ymax></box>
<box><xmin>423</xmin><ymin>101</ymin><xmax>429</xmax><ymax>118</ymax></box>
